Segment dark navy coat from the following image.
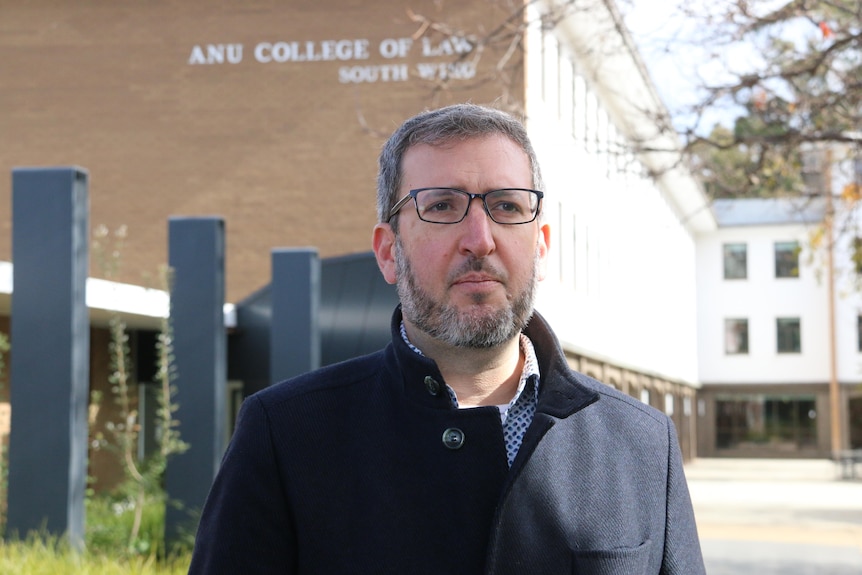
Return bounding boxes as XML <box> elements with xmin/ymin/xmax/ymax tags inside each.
<box><xmin>189</xmin><ymin>308</ymin><xmax>705</xmax><ymax>574</ymax></box>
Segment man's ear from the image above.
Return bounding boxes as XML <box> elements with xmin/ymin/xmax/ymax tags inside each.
<box><xmin>536</xmin><ymin>221</ymin><xmax>551</xmax><ymax>281</ymax></box>
<box><xmin>372</xmin><ymin>223</ymin><xmax>398</xmax><ymax>285</ymax></box>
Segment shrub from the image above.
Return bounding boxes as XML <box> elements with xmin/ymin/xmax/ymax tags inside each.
<box><xmin>85</xmin><ymin>490</ymin><xmax>167</xmax><ymax>558</ymax></box>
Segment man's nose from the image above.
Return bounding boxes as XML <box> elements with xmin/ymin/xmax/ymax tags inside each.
<box><xmin>458</xmin><ymin>197</ymin><xmax>496</xmax><ymax>256</ymax></box>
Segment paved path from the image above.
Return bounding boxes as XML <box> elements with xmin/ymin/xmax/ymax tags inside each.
<box><xmin>685</xmin><ymin>458</ymin><xmax>862</xmax><ymax>574</ymax></box>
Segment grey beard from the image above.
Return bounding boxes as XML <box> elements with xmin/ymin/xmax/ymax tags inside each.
<box><xmin>394</xmin><ymin>239</ymin><xmax>537</xmax><ymax>349</ymax></box>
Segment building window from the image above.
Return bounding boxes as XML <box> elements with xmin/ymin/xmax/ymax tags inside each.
<box><xmin>585</xmin><ymin>90</ymin><xmax>598</xmax><ymax>154</ymax></box>
<box><xmin>570</xmin><ymin>61</ymin><xmax>578</xmax><ymax>137</ymax></box>
<box><xmin>777</xmin><ymin>317</ymin><xmax>801</xmax><ymax>353</ymax></box>
<box><xmin>558</xmin><ymin>51</ymin><xmax>572</xmax><ymax>125</ymax></box>
<box><xmin>640</xmin><ymin>389</ymin><xmax>650</xmax><ymax>405</ymax></box>
<box><xmin>725</xmin><ymin>318</ymin><xmax>749</xmax><ymax>354</ymax></box>
<box><xmin>715</xmin><ymin>394</ymin><xmax>817</xmax><ymax>451</ymax></box>
<box><xmin>853</xmin><ymin>237</ymin><xmax>862</xmax><ymax>275</ymax></box>
<box><xmin>542</xmin><ymin>31</ymin><xmax>559</xmax><ymax>111</ymax></box>
<box><xmin>574</xmin><ymin>74</ymin><xmax>587</xmax><ymax>149</ymax></box>
<box><xmin>723</xmin><ymin>243</ymin><xmax>747</xmax><ymax>279</ymax></box>
<box><xmin>557</xmin><ymin>202</ymin><xmax>564</xmax><ymax>281</ymax></box>
<box><xmin>572</xmin><ymin>213</ymin><xmax>577</xmax><ymax>289</ymax></box>
<box><xmin>775</xmin><ymin>241</ymin><xmax>800</xmax><ymax>278</ymax></box>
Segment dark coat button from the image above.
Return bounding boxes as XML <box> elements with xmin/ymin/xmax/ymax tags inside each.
<box><xmin>424</xmin><ymin>376</ymin><xmax>441</xmax><ymax>396</ymax></box>
<box><xmin>442</xmin><ymin>428</ymin><xmax>465</xmax><ymax>450</ymax></box>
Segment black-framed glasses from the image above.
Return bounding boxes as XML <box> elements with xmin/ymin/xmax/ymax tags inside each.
<box><xmin>386</xmin><ymin>187</ymin><xmax>544</xmax><ymax>225</ymax></box>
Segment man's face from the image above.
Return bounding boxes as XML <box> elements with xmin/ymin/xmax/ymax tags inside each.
<box><xmin>373</xmin><ymin>134</ymin><xmax>550</xmax><ymax>349</ymax></box>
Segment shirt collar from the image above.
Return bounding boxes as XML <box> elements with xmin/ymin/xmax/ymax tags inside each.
<box><xmin>399</xmin><ymin>320</ymin><xmax>541</xmax><ymax>409</ymax></box>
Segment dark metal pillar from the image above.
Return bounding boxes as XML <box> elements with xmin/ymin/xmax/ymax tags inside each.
<box><xmin>270</xmin><ymin>248</ymin><xmax>320</xmax><ymax>384</ymax></box>
<box><xmin>164</xmin><ymin>217</ymin><xmax>226</xmax><ymax>547</ymax></box>
<box><xmin>6</xmin><ymin>167</ymin><xmax>89</xmax><ymax>548</ymax></box>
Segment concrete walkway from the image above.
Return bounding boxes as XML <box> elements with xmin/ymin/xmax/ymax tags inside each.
<box><xmin>685</xmin><ymin>458</ymin><xmax>862</xmax><ymax>574</ymax></box>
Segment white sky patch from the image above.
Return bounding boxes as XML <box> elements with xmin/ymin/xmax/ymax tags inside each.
<box><xmin>620</xmin><ymin>0</ymin><xmax>829</xmax><ymax>134</ymax></box>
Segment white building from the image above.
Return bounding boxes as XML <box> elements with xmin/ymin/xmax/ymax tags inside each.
<box><xmin>695</xmin><ymin>195</ymin><xmax>862</xmax><ymax>457</ymax></box>
<box><xmin>527</xmin><ymin>1</ymin><xmax>862</xmax><ymax>458</ymax></box>
<box><xmin>523</xmin><ymin>0</ymin><xmax>717</xmax><ymax>458</ymax></box>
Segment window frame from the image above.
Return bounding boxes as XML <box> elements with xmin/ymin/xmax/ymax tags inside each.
<box><xmin>776</xmin><ymin>317</ymin><xmax>802</xmax><ymax>353</ymax></box>
<box><xmin>724</xmin><ymin>318</ymin><xmax>750</xmax><ymax>355</ymax></box>
<box><xmin>852</xmin><ymin>237</ymin><xmax>862</xmax><ymax>275</ymax></box>
<box><xmin>723</xmin><ymin>243</ymin><xmax>747</xmax><ymax>280</ymax></box>
<box><xmin>774</xmin><ymin>241</ymin><xmax>800</xmax><ymax>278</ymax></box>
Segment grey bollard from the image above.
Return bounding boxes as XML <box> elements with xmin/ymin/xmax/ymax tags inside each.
<box><xmin>270</xmin><ymin>248</ymin><xmax>320</xmax><ymax>384</ymax></box>
<box><xmin>164</xmin><ymin>217</ymin><xmax>227</xmax><ymax>548</ymax></box>
<box><xmin>6</xmin><ymin>167</ymin><xmax>90</xmax><ymax>549</ymax></box>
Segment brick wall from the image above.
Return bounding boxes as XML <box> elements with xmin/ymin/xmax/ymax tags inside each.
<box><xmin>0</xmin><ymin>0</ymin><xmax>526</xmax><ymax>301</ymax></box>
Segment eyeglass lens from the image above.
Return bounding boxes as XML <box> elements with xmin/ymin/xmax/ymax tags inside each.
<box><xmin>414</xmin><ymin>188</ymin><xmax>540</xmax><ymax>224</ymax></box>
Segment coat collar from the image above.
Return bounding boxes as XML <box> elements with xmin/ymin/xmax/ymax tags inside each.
<box><xmin>523</xmin><ymin>311</ymin><xmax>600</xmax><ymax>419</ymax></box>
<box><xmin>387</xmin><ymin>307</ymin><xmax>456</xmax><ymax>409</ymax></box>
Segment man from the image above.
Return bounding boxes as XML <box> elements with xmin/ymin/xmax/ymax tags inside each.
<box><xmin>189</xmin><ymin>104</ymin><xmax>705</xmax><ymax>574</ymax></box>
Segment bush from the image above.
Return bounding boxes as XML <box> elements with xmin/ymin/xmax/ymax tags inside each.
<box><xmin>85</xmin><ymin>491</ymin><xmax>168</xmax><ymax>558</ymax></box>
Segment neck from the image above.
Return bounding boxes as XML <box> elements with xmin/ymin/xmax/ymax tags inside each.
<box><xmin>404</xmin><ymin>320</ymin><xmax>524</xmax><ymax>407</ymax></box>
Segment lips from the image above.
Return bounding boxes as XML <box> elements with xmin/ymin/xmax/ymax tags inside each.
<box><xmin>447</xmin><ymin>257</ymin><xmax>507</xmax><ymax>290</ymax></box>
<box><xmin>452</xmin><ymin>273</ymin><xmax>501</xmax><ymax>286</ymax></box>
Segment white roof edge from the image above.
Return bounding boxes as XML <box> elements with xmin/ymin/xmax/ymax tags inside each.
<box><xmin>86</xmin><ymin>277</ymin><xmax>170</xmax><ymax>319</ymax></box>
<box><xmin>0</xmin><ymin>261</ymin><xmax>11</xmax><ymax>295</ymax></box>
<box><xmin>0</xmin><ymin>261</ymin><xmax>236</xmax><ymax>328</ymax></box>
<box><xmin>223</xmin><ymin>303</ymin><xmax>237</xmax><ymax>329</ymax></box>
<box><xmin>548</xmin><ymin>0</ymin><xmax>717</xmax><ymax>235</ymax></box>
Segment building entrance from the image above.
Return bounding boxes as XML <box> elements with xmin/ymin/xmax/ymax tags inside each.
<box><xmin>715</xmin><ymin>393</ymin><xmax>818</xmax><ymax>453</ymax></box>
<box><xmin>850</xmin><ymin>397</ymin><xmax>862</xmax><ymax>449</ymax></box>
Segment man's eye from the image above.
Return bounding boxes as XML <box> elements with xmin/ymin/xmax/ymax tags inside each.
<box><xmin>427</xmin><ymin>201</ymin><xmax>455</xmax><ymax>212</ymax></box>
<box><xmin>419</xmin><ymin>190</ymin><xmax>463</xmax><ymax>213</ymax></box>
<box><xmin>489</xmin><ymin>200</ymin><xmax>524</xmax><ymax>214</ymax></box>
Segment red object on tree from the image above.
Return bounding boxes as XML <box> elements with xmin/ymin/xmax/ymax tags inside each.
<box><xmin>819</xmin><ymin>21</ymin><xmax>834</xmax><ymax>39</ymax></box>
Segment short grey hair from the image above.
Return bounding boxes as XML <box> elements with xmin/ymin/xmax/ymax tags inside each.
<box><xmin>376</xmin><ymin>103</ymin><xmax>544</xmax><ymax>228</ymax></box>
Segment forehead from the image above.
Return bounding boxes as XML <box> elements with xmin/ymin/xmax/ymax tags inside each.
<box><xmin>401</xmin><ymin>134</ymin><xmax>532</xmax><ymax>189</ymax></box>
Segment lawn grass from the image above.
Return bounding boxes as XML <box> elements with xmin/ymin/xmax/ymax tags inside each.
<box><xmin>0</xmin><ymin>535</ymin><xmax>191</xmax><ymax>574</ymax></box>
<box><xmin>0</xmin><ymin>494</ymin><xmax>193</xmax><ymax>574</ymax></box>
